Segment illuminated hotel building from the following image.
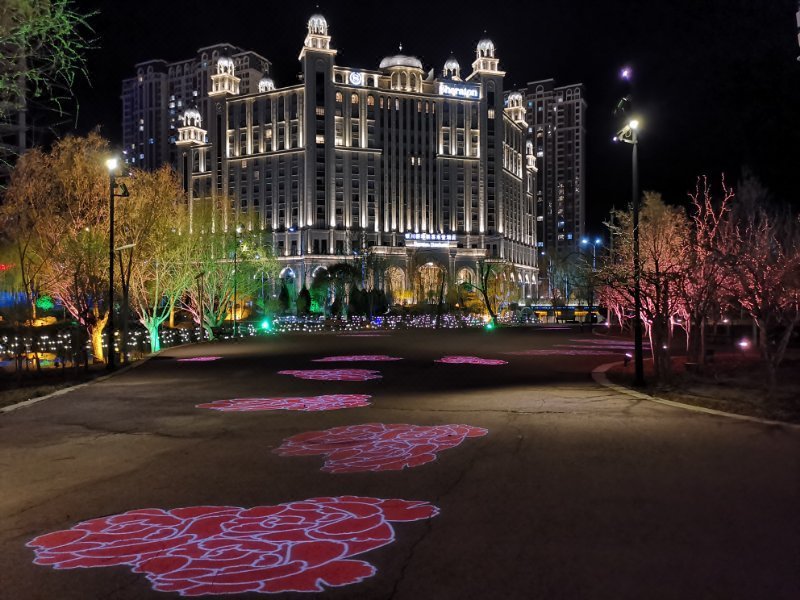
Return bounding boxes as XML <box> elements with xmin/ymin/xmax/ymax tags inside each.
<box><xmin>176</xmin><ymin>15</ymin><xmax>538</xmax><ymax>299</ymax></box>
<box><xmin>519</xmin><ymin>79</ymin><xmax>586</xmax><ymax>257</ymax></box>
<box><xmin>121</xmin><ymin>44</ymin><xmax>270</xmax><ymax>171</ymax></box>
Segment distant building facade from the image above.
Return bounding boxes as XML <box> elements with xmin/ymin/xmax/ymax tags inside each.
<box><xmin>121</xmin><ymin>45</ymin><xmax>270</xmax><ymax>171</ymax></box>
<box><xmin>518</xmin><ymin>79</ymin><xmax>586</xmax><ymax>258</ymax></box>
<box><xmin>133</xmin><ymin>15</ymin><xmax>538</xmax><ymax>302</ymax></box>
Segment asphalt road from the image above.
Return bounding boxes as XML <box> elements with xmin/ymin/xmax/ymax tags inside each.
<box><xmin>1</xmin><ymin>326</ymin><xmax>798</xmax><ymax>599</ymax></box>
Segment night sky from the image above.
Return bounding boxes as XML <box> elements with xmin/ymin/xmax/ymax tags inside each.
<box><xmin>69</xmin><ymin>0</ymin><xmax>800</xmax><ymax>231</ymax></box>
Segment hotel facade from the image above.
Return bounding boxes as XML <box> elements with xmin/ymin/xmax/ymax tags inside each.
<box><xmin>173</xmin><ymin>15</ymin><xmax>538</xmax><ymax>301</ymax></box>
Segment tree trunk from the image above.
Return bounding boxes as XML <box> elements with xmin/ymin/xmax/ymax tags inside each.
<box><xmin>651</xmin><ymin>317</ymin><xmax>672</xmax><ymax>384</ymax></box>
<box><xmin>91</xmin><ymin>326</ymin><xmax>105</xmax><ymax>363</ymax></box>
<box><xmin>148</xmin><ymin>324</ymin><xmax>161</xmax><ymax>353</ymax></box>
<box><xmin>686</xmin><ymin>314</ymin><xmax>704</xmax><ymax>364</ymax></box>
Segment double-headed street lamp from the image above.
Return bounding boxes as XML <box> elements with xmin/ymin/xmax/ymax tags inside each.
<box><xmin>581</xmin><ymin>237</ymin><xmax>602</xmax><ymax>326</ymax></box>
<box><xmin>580</xmin><ymin>237</ymin><xmax>602</xmax><ymax>271</ymax></box>
<box><xmin>105</xmin><ymin>157</ymin><xmax>128</xmax><ymax>371</ymax></box>
<box><xmin>613</xmin><ymin>67</ymin><xmax>645</xmax><ymax>387</ymax></box>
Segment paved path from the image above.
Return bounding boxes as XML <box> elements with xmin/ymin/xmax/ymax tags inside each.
<box><xmin>1</xmin><ymin>327</ymin><xmax>797</xmax><ymax>599</ymax></box>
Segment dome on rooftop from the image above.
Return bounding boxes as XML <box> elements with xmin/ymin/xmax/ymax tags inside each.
<box><xmin>477</xmin><ymin>38</ymin><xmax>495</xmax><ymax>57</ymax></box>
<box><xmin>181</xmin><ymin>107</ymin><xmax>202</xmax><ymax>127</ymax></box>
<box><xmin>379</xmin><ymin>53</ymin><xmax>423</xmax><ymax>70</ymax></box>
<box><xmin>258</xmin><ymin>76</ymin><xmax>275</xmax><ymax>92</ymax></box>
<box><xmin>308</xmin><ymin>14</ymin><xmax>328</xmax><ymax>35</ymax></box>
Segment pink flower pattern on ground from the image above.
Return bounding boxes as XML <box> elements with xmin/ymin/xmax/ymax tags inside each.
<box><xmin>278</xmin><ymin>369</ymin><xmax>382</xmax><ymax>381</ymax></box>
<box><xmin>435</xmin><ymin>356</ymin><xmax>508</xmax><ymax>366</ymax></box>
<box><xmin>196</xmin><ymin>395</ymin><xmax>372</xmax><ymax>412</ymax></box>
<box><xmin>195</xmin><ymin>394</ymin><xmax>372</xmax><ymax>412</ymax></box>
<box><xmin>177</xmin><ymin>356</ymin><xmax>222</xmax><ymax>362</ymax></box>
<box><xmin>27</xmin><ymin>497</ymin><xmax>438</xmax><ymax>596</ymax></box>
<box><xmin>312</xmin><ymin>355</ymin><xmax>403</xmax><ymax>362</ymax></box>
<box><xmin>275</xmin><ymin>424</ymin><xmax>488</xmax><ymax>473</ymax></box>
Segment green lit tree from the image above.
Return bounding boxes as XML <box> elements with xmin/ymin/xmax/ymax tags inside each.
<box><xmin>181</xmin><ymin>207</ymin><xmax>278</xmax><ymax>339</ymax></box>
<box><xmin>117</xmin><ymin>166</ymin><xmax>190</xmax><ymax>354</ymax></box>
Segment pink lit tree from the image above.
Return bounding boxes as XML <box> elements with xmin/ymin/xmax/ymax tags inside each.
<box><xmin>597</xmin><ymin>192</ymin><xmax>689</xmax><ymax>382</ymax></box>
<box><xmin>675</xmin><ymin>175</ymin><xmax>734</xmax><ymax>366</ymax></box>
<box><xmin>717</xmin><ymin>175</ymin><xmax>800</xmax><ymax>391</ymax></box>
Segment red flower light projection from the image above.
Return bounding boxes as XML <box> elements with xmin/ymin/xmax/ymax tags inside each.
<box><xmin>312</xmin><ymin>355</ymin><xmax>403</xmax><ymax>362</ymax></box>
<box><xmin>278</xmin><ymin>369</ymin><xmax>382</xmax><ymax>381</ymax></box>
<box><xmin>275</xmin><ymin>423</ymin><xmax>488</xmax><ymax>473</ymax></box>
<box><xmin>435</xmin><ymin>356</ymin><xmax>508</xmax><ymax>366</ymax></box>
<box><xmin>28</xmin><ymin>497</ymin><xmax>439</xmax><ymax>596</ymax></box>
<box><xmin>177</xmin><ymin>356</ymin><xmax>222</xmax><ymax>362</ymax></box>
<box><xmin>197</xmin><ymin>395</ymin><xmax>372</xmax><ymax>412</ymax></box>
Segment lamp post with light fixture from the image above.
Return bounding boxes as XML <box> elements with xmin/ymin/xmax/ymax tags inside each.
<box><xmin>581</xmin><ymin>236</ymin><xmax>601</xmax><ymax>325</ymax></box>
<box><xmin>105</xmin><ymin>158</ymin><xmax>128</xmax><ymax>370</ymax></box>
<box><xmin>613</xmin><ymin>66</ymin><xmax>645</xmax><ymax>386</ymax></box>
<box><xmin>233</xmin><ymin>224</ymin><xmax>243</xmax><ymax>337</ymax></box>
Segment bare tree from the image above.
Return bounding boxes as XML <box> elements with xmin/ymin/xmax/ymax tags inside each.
<box><xmin>677</xmin><ymin>175</ymin><xmax>734</xmax><ymax>366</ymax></box>
<box><xmin>466</xmin><ymin>259</ymin><xmax>518</xmax><ymax>327</ymax></box>
<box><xmin>0</xmin><ymin>146</ymin><xmax>57</xmax><ymax>321</ymax></box>
<box><xmin>717</xmin><ymin>176</ymin><xmax>800</xmax><ymax>391</ymax></box>
<box><xmin>7</xmin><ymin>132</ymin><xmax>111</xmax><ymax>362</ymax></box>
<box><xmin>598</xmin><ymin>193</ymin><xmax>689</xmax><ymax>382</ymax></box>
<box><xmin>0</xmin><ymin>0</ymin><xmax>94</xmax><ymax>185</ymax></box>
<box><xmin>117</xmin><ymin>166</ymin><xmax>189</xmax><ymax>354</ymax></box>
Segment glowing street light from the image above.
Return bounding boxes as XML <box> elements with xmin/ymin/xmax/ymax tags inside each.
<box><xmin>613</xmin><ymin>66</ymin><xmax>645</xmax><ymax>387</ymax></box>
<box><xmin>580</xmin><ymin>237</ymin><xmax>602</xmax><ymax>271</ymax></box>
<box><xmin>105</xmin><ymin>157</ymin><xmax>128</xmax><ymax>370</ymax></box>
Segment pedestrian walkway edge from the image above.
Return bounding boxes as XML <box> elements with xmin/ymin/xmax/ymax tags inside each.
<box><xmin>592</xmin><ymin>361</ymin><xmax>800</xmax><ymax>429</ymax></box>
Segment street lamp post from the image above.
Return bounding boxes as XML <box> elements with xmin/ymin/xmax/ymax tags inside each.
<box><xmin>614</xmin><ymin>118</ymin><xmax>645</xmax><ymax>387</ymax></box>
<box><xmin>233</xmin><ymin>224</ymin><xmax>243</xmax><ymax>337</ymax></box>
<box><xmin>613</xmin><ymin>66</ymin><xmax>645</xmax><ymax>386</ymax></box>
<box><xmin>581</xmin><ymin>237</ymin><xmax>601</xmax><ymax>271</ymax></box>
<box><xmin>106</xmin><ymin>159</ymin><xmax>116</xmax><ymax>370</ymax></box>
<box><xmin>104</xmin><ymin>158</ymin><xmax>131</xmax><ymax>369</ymax></box>
<box><xmin>581</xmin><ymin>237</ymin><xmax>602</xmax><ymax>325</ymax></box>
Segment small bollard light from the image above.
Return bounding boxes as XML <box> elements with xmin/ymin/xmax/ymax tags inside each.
<box><xmin>624</xmin><ymin>352</ymin><xmax>632</xmax><ymax>366</ymax></box>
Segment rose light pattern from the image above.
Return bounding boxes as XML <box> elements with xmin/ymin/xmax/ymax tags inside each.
<box><xmin>278</xmin><ymin>369</ymin><xmax>382</xmax><ymax>381</ymax></box>
<box><xmin>312</xmin><ymin>355</ymin><xmax>403</xmax><ymax>362</ymax></box>
<box><xmin>177</xmin><ymin>356</ymin><xmax>222</xmax><ymax>362</ymax></box>
<box><xmin>196</xmin><ymin>395</ymin><xmax>372</xmax><ymax>412</ymax></box>
<box><xmin>275</xmin><ymin>424</ymin><xmax>488</xmax><ymax>473</ymax></box>
<box><xmin>435</xmin><ymin>356</ymin><xmax>508</xmax><ymax>366</ymax></box>
<box><xmin>28</xmin><ymin>497</ymin><xmax>439</xmax><ymax>596</ymax></box>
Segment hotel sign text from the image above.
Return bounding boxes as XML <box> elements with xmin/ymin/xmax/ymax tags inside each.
<box><xmin>438</xmin><ymin>82</ymin><xmax>480</xmax><ymax>100</ymax></box>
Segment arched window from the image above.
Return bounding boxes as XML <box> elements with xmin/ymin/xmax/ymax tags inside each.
<box><xmin>335</xmin><ymin>91</ymin><xmax>343</xmax><ymax>103</ymax></box>
<box><xmin>367</xmin><ymin>95</ymin><xmax>374</xmax><ymax>107</ymax></box>
<box><xmin>351</xmin><ymin>93</ymin><xmax>359</xmax><ymax>104</ymax></box>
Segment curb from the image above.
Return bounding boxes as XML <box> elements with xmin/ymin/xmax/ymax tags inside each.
<box><xmin>592</xmin><ymin>361</ymin><xmax>800</xmax><ymax>429</ymax></box>
<box><xmin>1</xmin><ymin>350</ymin><xmax>162</xmax><ymax>415</ymax></box>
